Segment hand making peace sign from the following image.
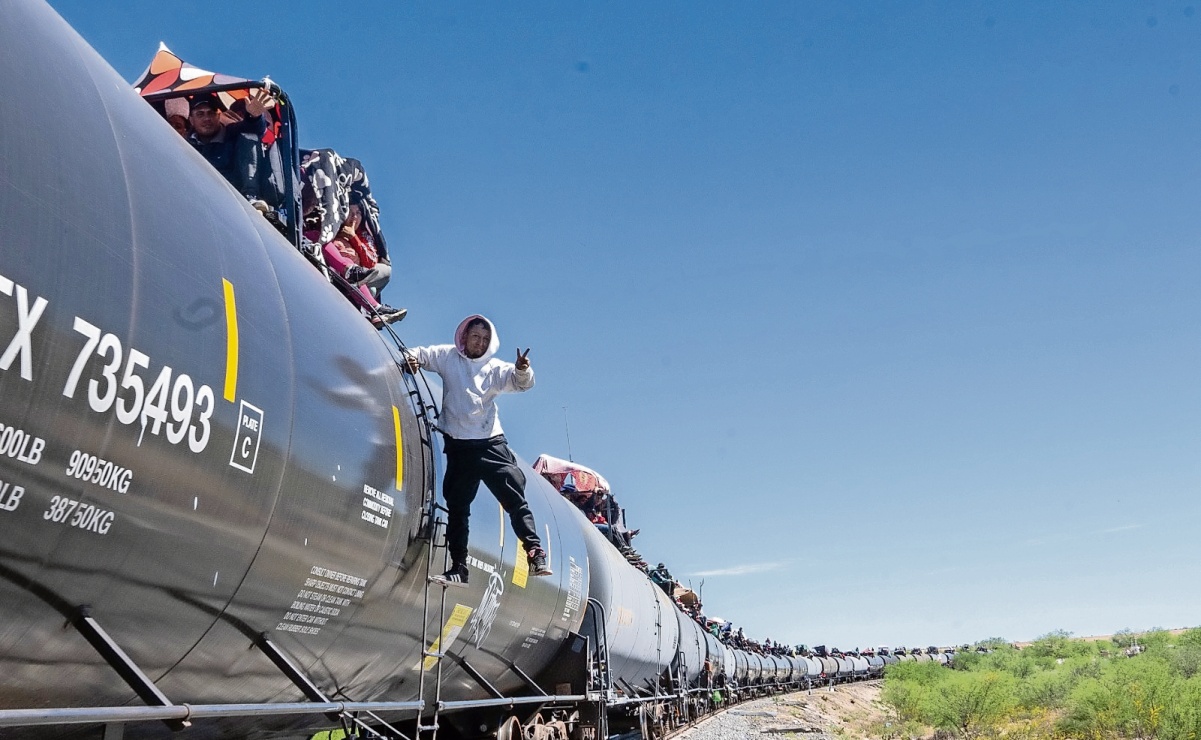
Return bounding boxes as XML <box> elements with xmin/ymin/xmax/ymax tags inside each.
<box><xmin>515</xmin><ymin>348</ymin><xmax>531</xmax><ymax>371</ymax></box>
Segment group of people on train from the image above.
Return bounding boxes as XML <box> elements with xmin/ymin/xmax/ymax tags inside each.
<box><xmin>151</xmin><ymin>89</ymin><xmax>408</xmax><ymax>328</ymax></box>
<box><xmin>147</xmin><ymin>75</ymin><xmax>814</xmax><ymax>656</ymax></box>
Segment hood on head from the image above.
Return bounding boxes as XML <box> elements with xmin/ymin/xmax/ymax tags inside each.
<box><xmin>454</xmin><ymin>314</ymin><xmax>500</xmax><ymax>361</ymax></box>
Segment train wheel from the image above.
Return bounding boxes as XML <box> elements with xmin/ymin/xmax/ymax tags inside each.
<box><xmin>524</xmin><ymin>713</ymin><xmax>546</xmax><ymax>740</ymax></box>
<box><xmin>548</xmin><ymin>720</ymin><xmax>569</xmax><ymax>739</ymax></box>
<box><xmin>638</xmin><ymin>705</ymin><xmax>663</xmax><ymax>740</ymax></box>
<box><xmin>497</xmin><ymin>716</ymin><xmax>522</xmax><ymax>740</ymax></box>
<box><xmin>568</xmin><ymin>713</ymin><xmax>596</xmax><ymax>740</ymax></box>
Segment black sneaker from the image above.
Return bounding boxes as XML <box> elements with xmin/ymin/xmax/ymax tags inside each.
<box><xmin>345</xmin><ymin>265</ymin><xmax>371</xmax><ymax>285</ymax></box>
<box><xmin>378</xmin><ymin>305</ymin><xmax>407</xmax><ymax>324</ymax></box>
<box><xmin>431</xmin><ymin>562</ymin><xmax>469</xmax><ymax>588</ymax></box>
<box><xmin>527</xmin><ymin>547</ymin><xmax>553</xmax><ymax>577</ymax></box>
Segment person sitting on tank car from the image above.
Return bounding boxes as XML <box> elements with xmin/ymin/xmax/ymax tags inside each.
<box><xmin>187</xmin><ymin>91</ymin><xmax>275</xmax><ymax>206</ymax></box>
<box><xmin>406</xmin><ymin>315</ymin><xmax>552</xmax><ymax>586</ymax></box>
<box><xmin>649</xmin><ymin>562</ymin><xmax>674</xmax><ymax>594</ymax></box>
<box><xmin>300</xmin><ymin>149</ymin><xmax>393</xmax><ymax>299</ymax></box>
<box><xmin>163</xmin><ymin>97</ymin><xmax>190</xmax><ymax>137</ymax></box>
<box><xmin>320</xmin><ymin>204</ymin><xmax>406</xmax><ymax>327</ymax></box>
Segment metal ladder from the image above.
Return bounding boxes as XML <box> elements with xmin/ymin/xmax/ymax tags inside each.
<box><xmin>413</xmin><ymin>507</ymin><xmax>451</xmax><ymax>740</ymax></box>
<box><xmin>585</xmin><ymin>599</ymin><xmax>613</xmax><ymax>740</ymax></box>
<box><xmin>388</xmin><ymin>339</ymin><xmax>450</xmax><ymax>740</ymax></box>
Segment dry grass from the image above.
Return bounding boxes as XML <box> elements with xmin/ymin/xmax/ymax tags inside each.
<box><xmin>753</xmin><ymin>683</ymin><xmax>888</xmax><ymax>738</ymax></box>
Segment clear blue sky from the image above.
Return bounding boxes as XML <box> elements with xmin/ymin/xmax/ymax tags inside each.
<box><xmin>50</xmin><ymin>0</ymin><xmax>1201</xmax><ymax>649</ymax></box>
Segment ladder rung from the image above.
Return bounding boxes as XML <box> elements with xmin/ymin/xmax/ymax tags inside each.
<box><xmin>417</xmin><ymin>724</ymin><xmax>438</xmax><ymax>732</ymax></box>
<box><xmin>423</xmin><ymin>650</ymin><xmax>445</xmax><ymax>658</ymax></box>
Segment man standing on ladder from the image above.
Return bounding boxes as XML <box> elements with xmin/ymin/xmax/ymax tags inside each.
<box><xmin>406</xmin><ymin>314</ymin><xmax>553</xmax><ymax>586</ymax></box>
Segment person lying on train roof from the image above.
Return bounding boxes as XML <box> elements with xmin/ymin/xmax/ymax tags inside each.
<box><xmin>406</xmin><ymin>315</ymin><xmax>552</xmax><ymax>586</ymax></box>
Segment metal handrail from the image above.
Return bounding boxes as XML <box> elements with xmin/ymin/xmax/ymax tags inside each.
<box><xmin>438</xmin><ymin>694</ymin><xmax>587</xmax><ymax>712</ymax></box>
<box><xmin>0</xmin><ymin>699</ymin><xmax>425</xmax><ymax>728</ymax></box>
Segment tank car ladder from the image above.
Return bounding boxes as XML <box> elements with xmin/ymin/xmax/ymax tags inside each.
<box><xmin>584</xmin><ymin>598</ymin><xmax>613</xmax><ymax>740</ymax></box>
<box><xmin>413</xmin><ymin>506</ymin><xmax>454</xmax><ymax>740</ymax></box>
<box><xmin>388</xmin><ymin>337</ymin><xmax>453</xmax><ymax>740</ymax></box>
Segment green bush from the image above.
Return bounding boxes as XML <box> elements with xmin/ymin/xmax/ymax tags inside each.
<box><xmin>1111</xmin><ymin>628</ymin><xmax>1137</xmax><ymax>649</ymax></box>
<box><xmin>928</xmin><ymin>670</ymin><xmax>1017</xmax><ymax>738</ymax></box>
<box><xmin>950</xmin><ymin>650</ymin><xmax>982</xmax><ymax>672</ymax></box>
<box><xmin>882</xmin><ymin>660</ymin><xmax>947</xmax><ymax>723</ymax></box>
<box><xmin>885</xmin><ymin>660</ymin><xmax>947</xmax><ymax>686</ymax></box>
<box><xmin>1026</xmin><ymin>630</ymin><xmax>1096</xmax><ymax>662</ymax></box>
<box><xmin>1160</xmin><ymin>674</ymin><xmax>1201</xmax><ymax>740</ymax></box>
<box><xmin>977</xmin><ymin>645</ymin><xmax>1036</xmax><ymax>679</ymax></box>
<box><xmin>1017</xmin><ymin>666</ymin><xmax>1077</xmax><ymax>709</ymax></box>
<box><xmin>881</xmin><ymin>675</ymin><xmax>930</xmax><ymax>724</ymax></box>
<box><xmin>1060</xmin><ymin>654</ymin><xmax>1176</xmax><ymax>740</ymax></box>
<box><xmin>1176</xmin><ymin>627</ymin><xmax>1201</xmax><ymax>649</ymax></box>
<box><xmin>1138</xmin><ymin>629</ymin><xmax>1173</xmax><ymax>653</ymax></box>
<box><xmin>883</xmin><ymin>628</ymin><xmax>1201</xmax><ymax>740</ymax></box>
<box><xmin>1168</xmin><ymin>644</ymin><xmax>1201</xmax><ymax>678</ymax></box>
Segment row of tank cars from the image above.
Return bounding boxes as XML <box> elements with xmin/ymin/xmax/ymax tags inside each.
<box><xmin>0</xmin><ymin>4</ymin><xmax>962</xmax><ymax>740</ymax></box>
<box><xmin>605</xmin><ymin>642</ymin><xmax>961</xmax><ymax>738</ymax></box>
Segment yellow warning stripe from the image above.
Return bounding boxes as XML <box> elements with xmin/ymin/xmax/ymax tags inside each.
<box><xmin>222</xmin><ymin>279</ymin><xmax>239</xmax><ymax>402</ymax></box>
<box><xmin>420</xmin><ymin>604</ymin><xmax>473</xmax><ymax>671</ymax></box>
<box><xmin>512</xmin><ymin>545</ymin><xmax>528</xmax><ymax>589</ymax></box>
<box><xmin>392</xmin><ymin>405</ymin><xmax>403</xmax><ymax>491</ymax></box>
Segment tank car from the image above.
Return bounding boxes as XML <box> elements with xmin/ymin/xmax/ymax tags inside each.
<box><xmin>0</xmin><ymin>3</ymin><xmax>948</xmax><ymax>739</ymax></box>
<box><xmin>0</xmin><ymin>2</ymin><xmax>600</xmax><ymax>738</ymax></box>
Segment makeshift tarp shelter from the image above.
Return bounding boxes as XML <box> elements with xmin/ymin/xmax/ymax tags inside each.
<box><xmin>134</xmin><ymin>44</ymin><xmax>301</xmax><ymax>246</ymax></box>
<box><xmin>532</xmin><ymin>454</ymin><xmax>610</xmax><ymax>496</ymax></box>
<box><xmin>674</xmin><ymin>586</ymin><xmax>700</xmax><ymax>608</ymax></box>
<box><xmin>300</xmin><ymin>149</ymin><xmax>389</xmax><ymax>258</ymax></box>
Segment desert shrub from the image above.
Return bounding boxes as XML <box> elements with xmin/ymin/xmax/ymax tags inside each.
<box><xmin>1168</xmin><ymin>643</ymin><xmax>1201</xmax><ymax>678</ymax></box>
<box><xmin>950</xmin><ymin>650</ymin><xmax>982</xmax><ymax>672</ymax></box>
<box><xmin>1138</xmin><ymin>628</ymin><xmax>1173</xmax><ymax>653</ymax></box>
<box><xmin>1003</xmin><ymin>707</ymin><xmax>1059</xmax><ymax>740</ymax></box>
<box><xmin>1111</xmin><ymin>628</ymin><xmax>1137</xmax><ymax>649</ymax></box>
<box><xmin>927</xmin><ymin>670</ymin><xmax>1017</xmax><ymax>738</ymax></box>
<box><xmin>1017</xmin><ymin>666</ymin><xmax>1077</xmax><ymax>710</ymax></box>
<box><xmin>1026</xmin><ymin>630</ymin><xmax>1096</xmax><ymax>662</ymax></box>
<box><xmin>1160</xmin><ymin>674</ymin><xmax>1201</xmax><ymax>740</ymax></box>
<box><xmin>885</xmin><ymin>660</ymin><xmax>947</xmax><ymax>686</ymax></box>
<box><xmin>976</xmin><ymin>645</ymin><xmax>1036</xmax><ymax>679</ymax></box>
<box><xmin>882</xmin><ymin>661</ymin><xmax>946</xmax><ymax>724</ymax></box>
<box><xmin>1061</xmin><ymin>654</ymin><xmax>1176</xmax><ymax>740</ymax></box>
<box><xmin>1176</xmin><ymin>627</ymin><xmax>1201</xmax><ymax>649</ymax></box>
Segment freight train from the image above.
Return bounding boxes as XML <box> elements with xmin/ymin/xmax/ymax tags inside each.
<box><xmin>0</xmin><ymin>3</ymin><xmax>910</xmax><ymax>739</ymax></box>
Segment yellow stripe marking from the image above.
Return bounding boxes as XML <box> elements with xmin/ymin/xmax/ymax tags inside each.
<box><xmin>392</xmin><ymin>406</ymin><xmax>403</xmax><ymax>491</ymax></box>
<box><xmin>512</xmin><ymin>545</ymin><xmax>528</xmax><ymax>589</ymax></box>
<box><xmin>222</xmin><ymin>279</ymin><xmax>239</xmax><ymax>402</ymax></box>
<box><xmin>420</xmin><ymin>604</ymin><xmax>473</xmax><ymax>671</ymax></box>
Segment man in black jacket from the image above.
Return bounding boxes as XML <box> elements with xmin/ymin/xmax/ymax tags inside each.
<box><xmin>187</xmin><ymin>91</ymin><xmax>275</xmax><ymax>204</ymax></box>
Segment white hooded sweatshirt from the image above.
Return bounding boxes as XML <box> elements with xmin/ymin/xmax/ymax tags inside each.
<box><xmin>409</xmin><ymin>314</ymin><xmax>534</xmax><ymax>440</ymax></box>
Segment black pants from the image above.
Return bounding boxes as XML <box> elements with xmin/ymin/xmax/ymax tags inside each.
<box><xmin>443</xmin><ymin>435</ymin><xmax>541</xmax><ymax>565</ymax></box>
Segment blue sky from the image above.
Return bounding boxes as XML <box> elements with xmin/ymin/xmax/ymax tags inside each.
<box><xmin>50</xmin><ymin>0</ymin><xmax>1201</xmax><ymax>649</ymax></box>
